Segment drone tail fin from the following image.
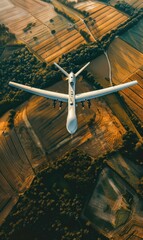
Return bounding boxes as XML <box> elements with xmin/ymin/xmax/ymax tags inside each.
<box><xmin>75</xmin><ymin>62</ymin><xmax>90</xmax><ymax>77</ymax></box>
<box><xmin>54</xmin><ymin>62</ymin><xmax>69</xmax><ymax>77</ymax></box>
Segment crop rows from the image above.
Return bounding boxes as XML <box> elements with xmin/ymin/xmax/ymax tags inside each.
<box><xmin>75</xmin><ymin>1</ymin><xmax>128</xmax><ymax>39</ymax></box>
<box><xmin>0</xmin><ymin>128</ymin><xmax>36</xmax><ymax>210</ymax></box>
<box><xmin>0</xmin><ymin>0</ymin><xmax>86</xmax><ymax>63</ymax></box>
<box><xmin>108</xmin><ymin>38</ymin><xmax>143</xmax><ymax>84</ymax></box>
<box><xmin>121</xmin><ymin>69</ymin><xmax>143</xmax><ymax>122</ymax></box>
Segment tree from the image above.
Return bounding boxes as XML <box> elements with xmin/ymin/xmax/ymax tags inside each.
<box><xmin>51</xmin><ymin>29</ymin><xmax>56</xmax><ymax>35</ymax></box>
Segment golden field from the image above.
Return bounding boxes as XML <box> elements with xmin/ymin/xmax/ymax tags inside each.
<box><xmin>0</xmin><ymin>0</ymin><xmax>85</xmax><ymax>63</ymax></box>
<box><xmin>75</xmin><ymin>0</ymin><xmax>128</xmax><ymax>39</ymax></box>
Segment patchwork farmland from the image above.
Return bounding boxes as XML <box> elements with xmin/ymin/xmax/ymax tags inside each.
<box><xmin>0</xmin><ymin>0</ymin><xmax>129</xmax><ymax>63</ymax></box>
<box><xmin>0</xmin><ymin>0</ymin><xmax>86</xmax><ymax>63</ymax></box>
<box><xmin>75</xmin><ymin>1</ymin><xmax>128</xmax><ymax>39</ymax></box>
<box><xmin>107</xmin><ymin>38</ymin><xmax>143</xmax><ymax>122</ymax></box>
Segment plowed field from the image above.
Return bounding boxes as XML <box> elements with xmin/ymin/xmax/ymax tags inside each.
<box><xmin>75</xmin><ymin>0</ymin><xmax>128</xmax><ymax>39</ymax></box>
<box><xmin>120</xmin><ymin>19</ymin><xmax>143</xmax><ymax>53</ymax></box>
<box><xmin>0</xmin><ymin>0</ymin><xmax>85</xmax><ymax>63</ymax></box>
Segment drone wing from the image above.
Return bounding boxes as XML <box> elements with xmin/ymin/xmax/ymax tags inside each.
<box><xmin>9</xmin><ymin>82</ymin><xmax>68</xmax><ymax>102</ymax></box>
<box><xmin>75</xmin><ymin>81</ymin><xmax>138</xmax><ymax>102</ymax></box>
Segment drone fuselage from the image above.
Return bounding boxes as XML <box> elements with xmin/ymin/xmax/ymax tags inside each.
<box><xmin>66</xmin><ymin>72</ymin><xmax>78</xmax><ymax>134</ymax></box>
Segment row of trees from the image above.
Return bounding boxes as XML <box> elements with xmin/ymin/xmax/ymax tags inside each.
<box><xmin>23</xmin><ymin>22</ymin><xmax>36</xmax><ymax>33</ymax></box>
<box><xmin>79</xmin><ymin>29</ymin><xmax>91</xmax><ymax>43</ymax></box>
<box><xmin>0</xmin><ymin>47</ymin><xmax>62</xmax><ymax>116</ymax></box>
<box><xmin>115</xmin><ymin>0</ymin><xmax>138</xmax><ymax>16</ymax></box>
<box><xmin>7</xmin><ymin>109</ymin><xmax>16</xmax><ymax>129</ymax></box>
<box><xmin>0</xmin><ymin>149</ymin><xmax>107</xmax><ymax>240</ymax></box>
<box><xmin>57</xmin><ymin>0</ymin><xmax>89</xmax><ymax>17</ymax></box>
<box><xmin>54</xmin><ymin>7</ymin><xmax>75</xmax><ymax>23</ymax></box>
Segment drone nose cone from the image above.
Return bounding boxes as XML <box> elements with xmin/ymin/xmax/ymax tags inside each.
<box><xmin>66</xmin><ymin>115</ymin><xmax>77</xmax><ymax>134</ymax></box>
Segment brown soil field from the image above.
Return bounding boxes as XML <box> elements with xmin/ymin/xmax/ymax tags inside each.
<box><xmin>107</xmin><ymin>38</ymin><xmax>143</xmax><ymax>122</ymax></box>
<box><xmin>0</xmin><ymin>0</ymin><xmax>85</xmax><ymax>63</ymax></box>
<box><xmin>120</xmin><ymin>68</ymin><xmax>143</xmax><ymax>122</ymax></box>
<box><xmin>25</xmin><ymin>79</ymin><xmax>126</xmax><ymax>160</ymax></box>
<box><xmin>0</xmin><ymin>127</ymin><xmax>35</xmax><ymax>223</ymax></box>
<box><xmin>108</xmin><ymin>38</ymin><xmax>143</xmax><ymax>83</ymax></box>
<box><xmin>75</xmin><ymin>0</ymin><xmax>128</xmax><ymax>39</ymax></box>
<box><xmin>87</xmin><ymin>38</ymin><xmax>143</xmax><ymax>130</ymax></box>
<box><xmin>52</xmin><ymin>0</ymin><xmax>81</xmax><ymax>22</ymax></box>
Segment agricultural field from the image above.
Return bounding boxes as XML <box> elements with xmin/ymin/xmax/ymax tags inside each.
<box><xmin>0</xmin><ymin>127</ymin><xmax>35</xmax><ymax>224</ymax></box>
<box><xmin>75</xmin><ymin>0</ymin><xmax>128</xmax><ymax>39</ymax></box>
<box><xmin>0</xmin><ymin>106</ymin><xmax>47</xmax><ymax>223</ymax></box>
<box><xmin>110</xmin><ymin>0</ymin><xmax>143</xmax><ymax>9</ymax></box>
<box><xmin>107</xmin><ymin>38</ymin><xmax>143</xmax><ymax>122</ymax></box>
<box><xmin>88</xmin><ymin>35</ymin><xmax>143</xmax><ymax>124</ymax></box>
<box><xmin>107</xmin><ymin>152</ymin><xmax>143</xmax><ymax>189</ymax></box>
<box><xmin>120</xmin><ymin>19</ymin><xmax>143</xmax><ymax>53</ymax></box>
<box><xmin>84</xmin><ymin>166</ymin><xmax>143</xmax><ymax>239</ymax></box>
<box><xmin>120</xmin><ymin>68</ymin><xmax>143</xmax><ymax>122</ymax></box>
<box><xmin>0</xmin><ymin>0</ymin><xmax>85</xmax><ymax>63</ymax></box>
<box><xmin>25</xmin><ymin>79</ymin><xmax>126</xmax><ymax>160</ymax></box>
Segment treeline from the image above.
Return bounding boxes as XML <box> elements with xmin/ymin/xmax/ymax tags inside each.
<box><xmin>79</xmin><ymin>29</ymin><xmax>91</xmax><ymax>43</ymax></box>
<box><xmin>121</xmin><ymin>130</ymin><xmax>143</xmax><ymax>165</ymax></box>
<box><xmin>0</xmin><ymin>47</ymin><xmax>62</xmax><ymax>116</ymax></box>
<box><xmin>115</xmin><ymin>0</ymin><xmax>141</xmax><ymax>16</ymax></box>
<box><xmin>57</xmin><ymin>0</ymin><xmax>89</xmax><ymax>17</ymax></box>
<box><xmin>98</xmin><ymin>0</ymin><xmax>110</xmax><ymax>3</ymax></box>
<box><xmin>59</xmin><ymin>11</ymin><xmax>143</xmax><ymax>67</ymax></box>
<box><xmin>54</xmin><ymin>7</ymin><xmax>75</xmax><ymax>23</ymax></box>
<box><xmin>0</xmin><ymin>24</ymin><xmax>16</xmax><ymax>46</ymax></box>
<box><xmin>0</xmin><ymin>149</ymin><xmax>108</xmax><ymax>240</ymax></box>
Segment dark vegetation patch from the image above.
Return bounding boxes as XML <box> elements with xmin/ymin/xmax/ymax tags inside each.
<box><xmin>0</xmin><ymin>131</ymin><xmax>142</xmax><ymax>239</ymax></box>
<box><xmin>0</xmin><ymin>47</ymin><xmax>62</xmax><ymax>116</ymax></box>
<box><xmin>0</xmin><ymin>24</ymin><xmax>16</xmax><ymax>46</ymax></box>
<box><xmin>114</xmin><ymin>0</ymin><xmax>141</xmax><ymax>16</ymax></box>
<box><xmin>0</xmin><ymin>149</ymin><xmax>107</xmax><ymax>240</ymax></box>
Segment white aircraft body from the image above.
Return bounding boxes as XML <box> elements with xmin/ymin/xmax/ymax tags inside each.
<box><xmin>9</xmin><ymin>62</ymin><xmax>137</xmax><ymax>134</ymax></box>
